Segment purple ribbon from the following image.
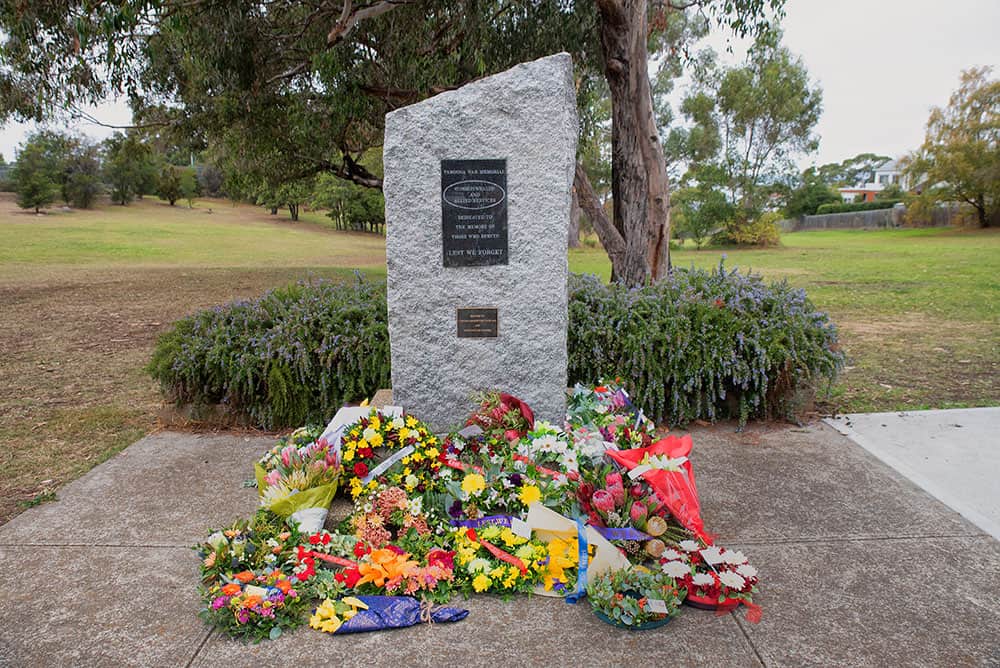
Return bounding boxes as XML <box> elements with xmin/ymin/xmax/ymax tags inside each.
<box><xmin>593</xmin><ymin>526</ymin><xmax>652</xmax><ymax>542</ymax></box>
<box><xmin>450</xmin><ymin>515</ymin><xmax>513</xmax><ymax>529</ymax></box>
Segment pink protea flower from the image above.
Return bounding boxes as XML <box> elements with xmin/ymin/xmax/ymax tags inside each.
<box><xmin>629</xmin><ymin>500</ymin><xmax>648</xmax><ymax>526</ymax></box>
<box><xmin>264</xmin><ymin>470</ymin><xmax>281</xmax><ymax>487</ymax></box>
<box><xmin>592</xmin><ymin>489</ymin><xmax>616</xmax><ymax>514</ymax></box>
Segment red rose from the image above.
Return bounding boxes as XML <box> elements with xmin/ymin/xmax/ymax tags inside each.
<box><xmin>353</xmin><ymin>462</ymin><xmax>369</xmax><ymax>477</ymax></box>
<box><xmin>308</xmin><ymin>534</ymin><xmax>321</xmax><ymax>545</ymax></box>
<box><xmin>466</xmin><ymin>528</ymin><xmax>478</xmax><ymax>542</ymax></box>
<box><xmin>353</xmin><ymin>541</ymin><xmax>369</xmax><ymax>558</ymax></box>
<box><xmin>321</xmin><ymin>533</ymin><xmax>331</xmax><ymax>545</ymax></box>
<box><xmin>359</xmin><ymin>447</ymin><xmax>374</xmax><ymax>458</ymax></box>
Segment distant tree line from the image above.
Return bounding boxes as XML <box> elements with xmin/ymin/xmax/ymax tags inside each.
<box><xmin>4</xmin><ymin>129</ymin><xmax>383</xmax><ymax>229</ymax></box>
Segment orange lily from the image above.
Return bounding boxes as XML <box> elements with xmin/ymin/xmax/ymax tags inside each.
<box><xmin>356</xmin><ymin>548</ymin><xmax>419</xmax><ymax>587</ymax></box>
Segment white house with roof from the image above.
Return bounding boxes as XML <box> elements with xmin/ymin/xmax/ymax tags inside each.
<box><xmin>838</xmin><ymin>159</ymin><xmax>909</xmax><ymax>202</ymax></box>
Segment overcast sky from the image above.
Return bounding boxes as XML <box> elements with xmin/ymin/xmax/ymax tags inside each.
<box><xmin>2</xmin><ymin>0</ymin><xmax>998</xmax><ymax>169</ymax></box>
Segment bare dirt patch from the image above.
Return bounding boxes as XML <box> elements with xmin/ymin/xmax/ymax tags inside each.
<box><xmin>0</xmin><ymin>265</ymin><xmax>352</xmax><ymax>523</ymax></box>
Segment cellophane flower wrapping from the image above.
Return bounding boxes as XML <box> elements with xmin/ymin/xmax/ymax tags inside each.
<box><xmin>334</xmin><ymin>596</ymin><xmax>468</xmax><ymax>633</ymax></box>
<box><xmin>255</xmin><ymin>426</ymin><xmax>341</xmax><ymax>533</ymax></box>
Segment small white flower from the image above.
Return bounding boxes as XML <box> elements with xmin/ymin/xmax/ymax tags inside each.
<box><xmin>661</xmin><ymin>549</ymin><xmax>683</xmax><ymax>562</ymax></box>
<box><xmin>534</xmin><ymin>434</ymin><xmax>559</xmax><ymax>453</ymax></box>
<box><xmin>362</xmin><ymin>427</ymin><xmax>377</xmax><ymax>441</ymax></box>
<box><xmin>736</xmin><ymin>564</ymin><xmax>758</xmax><ymax>579</ymax></box>
<box><xmin>661</xmin><ymin>560</ymin><xmax>691</xmax><ymax>579</ymax></box>
<box><xmin>718</xmin><ymin>571</ymin><xmax>746</xmax><ymax>591</ymax></box>
<box><xmin>391</xmin><ymin>416</ymin><xmax>405</xmax><ymax>429</ymax></box>
<box><xmin>595</xmin><ymin>404</ymin><xmax>609</xmax><ymax>414</ymax></box>
<box><xmin>692</xmin><ymin>572</ymin><xmax>715</xmax><ymax>587</ymax></box>
<box><xmin>678</xmin><ymin>540</ymin><xmax>701</xmax><ymax>553</ymax></box>
<box><xmin>724</xmin><ymin>550</ymin><xmax>748</xmax><ymax>565</ymax></box>
<box><xmin>700</xmin><ymin>546</ymin><xmax>725</xmax><ymax>565</ymax></box>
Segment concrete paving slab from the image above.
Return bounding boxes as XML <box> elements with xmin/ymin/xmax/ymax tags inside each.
<box><xmin>192</xmin><ymin>592</ymin><xmax>762</xmax><ymax>668</ymax></box>
<box><xmin>0</xmin><ymin>432</ymin><xmax>270</xmax><ymax>547</ymax></box>
<box><xmin>731</xmin><ymin>536</ymin><xmax>1000</xmax><ymax>666</ymax></box>
<box><xmin>825</xmin><ymin>408</ymin><xmax>1000</xmax><ymax>540</ymax></box>
<box><xmin>688</xmin><ymin>422</ymin><xmax>983</xmax><ymax>543</ymax></box>
<box><xmin>1</xmin><ymin>423</ymin><xmax>997</xmax><ymax>667</ymax></box>
<box><xmin>0</xmin><ymin>545</ymin><xmax>206</xmax><ymax>668</ymax></box>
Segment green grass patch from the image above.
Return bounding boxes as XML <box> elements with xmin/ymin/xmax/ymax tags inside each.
<box><xmin>0</xmin><ymin>196</ymin><xmax>386</xmax><ymax>273</ymax></box>
<box><xmin>571</xmin><ymin>227</ymin><xmax>1000</xmax><ymax>324</ymax></box>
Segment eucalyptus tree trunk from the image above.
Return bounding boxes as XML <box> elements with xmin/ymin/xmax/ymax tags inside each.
<box><xmin>568</xmin><ymin>187</ymin><xmax>582</xmax><ymax>248</ymax></box>
<box><xmin>577</xmin><ymin>0</ymin><xmax>672</xmax><ymax>287</ymax></box>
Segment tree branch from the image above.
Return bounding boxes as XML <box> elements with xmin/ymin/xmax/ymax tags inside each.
<box><xmin>574</xmin><ymin>162</ymin><xmax>626</xmax><ymax>263</ymax></box>
<box><xmin>327</xmin><ymin>0</ymin><xmax>417</xmax><ymax>46</ymax></box>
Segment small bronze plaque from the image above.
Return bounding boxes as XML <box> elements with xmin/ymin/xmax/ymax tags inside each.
<box><xmin>457</xmin><ymin>307</ymin><xmax>499</xmax><ymax>338</ymax></box>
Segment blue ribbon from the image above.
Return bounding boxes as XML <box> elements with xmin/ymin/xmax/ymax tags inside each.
<box><xmin>565</xmin><ymin>516</ymin><xmax>588</xmax><ymax>604</ymax></box>
<box><xmin>449</xmin><ymin>515</ymin><xmax>513</xmax><ymax>529</ymax></box>
<box><xmin>593</xmin><ymin>526</ymin><xmax>652</xmax><ymax>542</ymax></box>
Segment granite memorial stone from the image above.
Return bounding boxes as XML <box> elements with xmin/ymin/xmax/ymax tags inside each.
<box><xmin>383</xmin><ymin>53</ymin><xmax>578</xmax><ymax>431</ymax></box>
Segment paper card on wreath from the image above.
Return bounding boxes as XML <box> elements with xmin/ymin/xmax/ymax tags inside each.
<box><xmin>523</xmin><ymin>504</ymin><xmax>630</xmax><ymax>597</ymax></box>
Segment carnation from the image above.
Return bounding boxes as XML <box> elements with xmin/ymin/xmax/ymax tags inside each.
<box><xmin>678</xmin><ymin>540</ymin><xmax>701</xmax><ymax>553</ymax></box>
<box><xmin>661</xmin><ymin>549</ymin><xmax>683</xmax><ymax>562</ymax></box>
<box><xmin>718</xmin><ymin>571</ymin><xmax>746</xmax><ymax>591</ymax></box>
<box><xmin>661</xmin><ymin>560</ymin><xmax>691</xmax><ymax>579</ymax></box>
<box><xmin>736</xmin><ymin>564</ymin><xmax>758</xmax><ymax>579</ymax></box>
<box><xmin>724</xmin><ymin>550</ymin><xmax>748</xmax><ymax>565</ymax></box>
<box><xmin>692</xmin><ymin>572</ymin><xmax>715</xmax><ymax>587</ymax></box>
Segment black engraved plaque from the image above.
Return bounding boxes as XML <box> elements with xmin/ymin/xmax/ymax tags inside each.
<box><xmin>441</xmin><ymin>159</ymin><xmax>508</xmax><ymax>267</ymax></box>
<box><xmin>457</xmin><ymin>308</ymin><xmax>499</xmax><ymax>338</ymax></box>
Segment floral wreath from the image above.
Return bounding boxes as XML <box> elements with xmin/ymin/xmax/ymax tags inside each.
<box><xmin>586</xmin><ymin>567</ymin><xmax>683</xmax><ymax>629</ymax></box>
<box><xmin>659</xmin><ymin>540</ymin><xmax>760</xmax><ymax>619</ymax></box>
<box><xmin>340</xmin><ymin>409</ymin><xmax>442</xmax><ymax>498</ymax></box>
<box><xmin>451</xmin><ymin>526</ymin><xmax>548</xmax><ymax>596</ymax></box>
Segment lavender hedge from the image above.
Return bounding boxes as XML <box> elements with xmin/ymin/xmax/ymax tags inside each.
<box><xmin>567</xmin><ymin>263</ymin><xmax>844</xmax><ymax>426</ymax></box>
<box><xmin>147</xmin><ymin>278</ymin><xmax>389</xmax><ymax>428</ymax></box>
<box><xmin>149</xmin><ymin>265</ymin><xmax>843</xmax><ymax>429</ymax></box>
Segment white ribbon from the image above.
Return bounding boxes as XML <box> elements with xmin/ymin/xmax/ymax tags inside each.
<box><xmin>361</xmin><ymin>445</ymin><xmax>415</xmax><ymax>484</ymax></box>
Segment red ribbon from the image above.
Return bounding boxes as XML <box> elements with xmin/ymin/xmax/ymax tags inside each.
<box><xmin>307</xmin><ymin>552</ymin><xmax>358</xmax><ymax>569</ymax></box>
<box><xmin>442</xmin><ymin>458</ymin><xmax>485</xmax><ymax>475</ymax></box>
<box><xmin>475</xmin><ymin>537</ymin><xmax>528</xmax><ymax>575</ymax></box>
